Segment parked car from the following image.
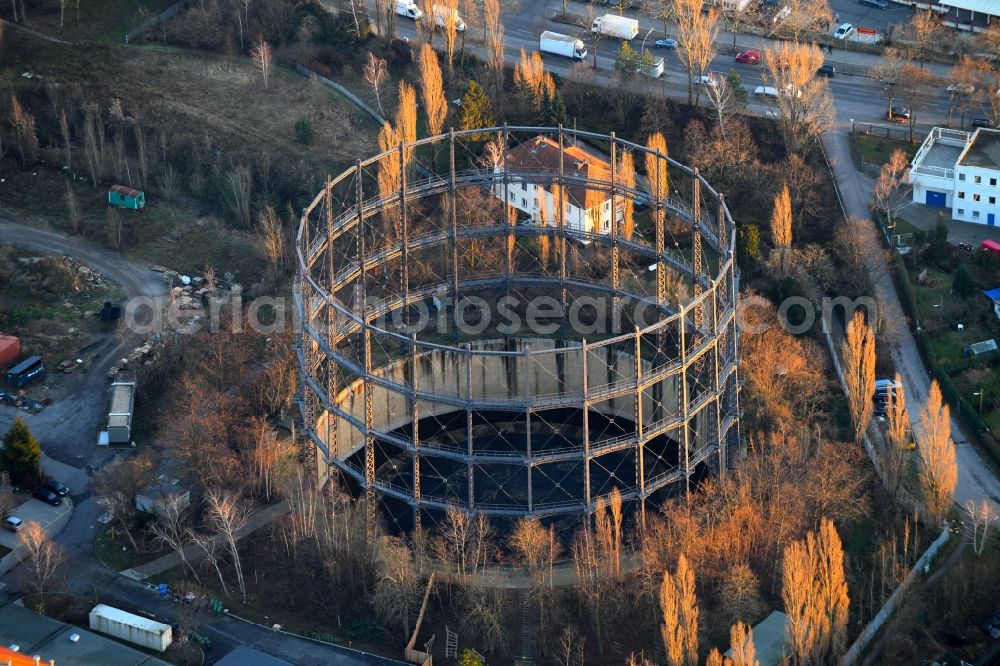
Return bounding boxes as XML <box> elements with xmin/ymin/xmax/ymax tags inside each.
<box><xmin>0</xmin><ymin>389</ymin><xmax>12</xmax><ymax>405</ymax></box>
<box><xmin>655</xmin><ymin>38</ymin><xmax>678</xmax><ymax>49</ymax></box>
<box><xmin>3</xmin><ymin>516</ymin><xmax>23</xmax><ymax>532</ymax></box>
<box><xmin>886</xmin><ymin>105</ymin><xmax>911</xmax><ymax>121</ymax></box>
<box><xmin>971</xmin><ymin>117</ymin><xmax>993</xmax><ymax>129</ymax></box>
<box><xmin>753</xmin><ymin>85</ymin><xmax>779</xmax><ymax>99</ymax></box>
<box><xmin>735</xmin><ymin>49</ymin><xmax>761</xmax><ymax>64</ymax></box>
<box><xmin>947</xmin><ymin>82</ymin><xmax>975</xmax><ymax>95</ymax></box>
<box><xmin>959</xmin><ymin>241</ymin><xmax>975</xmax><ymax>252</ymax></box>
<box><xmin>33</xmin><ymin>488</ymin><xmax>63</xmax><ymax>506</ymax></box>
<box><xmin>42</xmin><ymin>479</ymin><xmax>69</xmax><ymax>497</ymax></box>
<box><xmin>834</xmin><ymin>22</ymin><xmax>855</xmax><ymax>39</ymax></box>
<box><xmin>859</xmin><ymin>0</ymin><xmax>888</xmax><ymax>8</ymax></box>
<box><xmin>981</xmin><ymin>610</ymin><xmax>1000</xmax><ymax>640</ymax></box>
<box><xmin>816</xmin><ymin>64</ymin><xmax>836</xmax><ymax>77</ymax></box>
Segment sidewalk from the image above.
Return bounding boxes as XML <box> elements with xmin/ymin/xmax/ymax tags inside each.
<box><xmin>120</xmin><ymin>500</ymin><xmax>289</xmax><ymax>580</ymax></box>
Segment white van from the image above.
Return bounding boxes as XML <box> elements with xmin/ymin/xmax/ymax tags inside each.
<box><xmin>432</xmin><ymin>5</ymin><xmax>466</xmax><ymax>31</ymax></box>
<box><xmin>395</xmin><ymin>0</ymin><xmax>423</xmax><ymax>20</ymax></box>
<box><xmin>753</xmin><ymin>85</ymin><xmax>779</xmax><ymax>99</ymax></box>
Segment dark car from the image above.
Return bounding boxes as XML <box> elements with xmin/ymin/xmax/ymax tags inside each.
<box><xmin>816</xmin><ymin>64</ymin><xmax>836</xmax><ymax>77</ymax></box>
<box><xmin>42</xmin><ymin>479</ymin><xmax>69</xmax><ymax>497</ymax></box>
<box><xmin>971</xmin><ymin>117</ymin><xmax>993</xmax><ymax>129</ymax></box>
<box><xmin>886</xmin><ymin>105</ymin><xmax>911</xmax><ymax>121</ymax></box>
<box><xmin>959</xmin><ymin>241</ymin><xmax>975</xmax><ymax>252</ymax></box>
<box><xmin>33</xmin><ymin>488</ymin><xmax>63</xmax><ymax>506</ymax></box>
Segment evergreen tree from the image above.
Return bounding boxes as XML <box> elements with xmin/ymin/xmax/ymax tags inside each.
<box><xmin>953</xmin><ymin>264</ymin><xmax>975</xmax><ymax>297</ymax></box>
<box><xmin>458</xmin><ymin>80</ymin><xmax>494</xmax><ymax>140</ymax></box>
<box><xmin>615</xmin><ymin>41</ymin><xmax>640</xmax><ymax>78</ymax></box>
<box><xmin>727</xmin><ymin>69</ymin><xmax>748</xmax><ymax>107</ymax></box>
<box><xmin>2</xmin><ymin>417</ymin><xmax>42</xmax><ymax>485</ymax></box>
<box><xmin>457</xmin><ymin>650</ymin><xmax>485</xmax><ymax>666</ymax></box>
<box><xmin>739</xmin><ymin>224</ymin><xmax>761</xmax><ymax>267</ymax></box>
<box><xmin>545</xmin><ymin>89</ymin><xmax>568</xmax><ymax>127</ymax></box>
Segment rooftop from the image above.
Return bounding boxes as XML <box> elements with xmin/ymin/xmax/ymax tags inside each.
<box><xmin>957</xmin><ymin>128</ymin><xmax>1000</xmax><ymax>169</ymax></box>
<box><xmin>504</xmin><ymin>135</ymin><xmax>611</xmax><ymax>211</ymax></box>
<box><xmin>910</xmin><ymin>127</ymin><xmax>971</xmax><ymax>181</ymax></box>
<box><xmin>725</xmin><ymin>610</ymin><xmax>788</xmax><ymax>666</ymax></box>
<box><xmin>0</xmin><ymin>603</ymin><xmax>169</xmax><ymax>666</ymax></box>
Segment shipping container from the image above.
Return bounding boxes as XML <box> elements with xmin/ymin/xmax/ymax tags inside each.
<box><xmin>5</xmin><ymin>355</ymin><xmax>44</xmax><ymax>389</ymax></box>
<box><xmin>107</xmin><ymin>372</ymin><xmax>137</xmax><ymax>445</ymax></box>
<box><xmin>89</xmin><ymin>604</ymin><xmax>172</xmax><ymax>652</ymax></box>
<box><xmin>0</xmin><ymin>335</ymin><xmax>20</xmax><ymax>369</ymax></box>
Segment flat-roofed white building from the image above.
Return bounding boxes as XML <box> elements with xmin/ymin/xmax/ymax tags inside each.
<box><xmin>908</xmin><ymin>127</ymin><xmax>1000</xmax><ymax>227</ymax></box>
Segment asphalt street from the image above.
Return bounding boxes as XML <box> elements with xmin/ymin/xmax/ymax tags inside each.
<box><xmin>380</xmin><ymin>0</ymin><xmax>959</xmax><ymax>129</ymax></box>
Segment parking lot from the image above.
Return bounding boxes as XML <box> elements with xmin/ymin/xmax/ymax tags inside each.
<box><xmin>0</xmin><ymin>496</ymin><xmax>73</xmax><ymax>550</ymax></box>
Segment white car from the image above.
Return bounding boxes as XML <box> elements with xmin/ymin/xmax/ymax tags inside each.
<box><xmin>833</xmin><ymin>23</ymin><xmax>854</xmax><ymax>39</ymax></box>
<box><xmin>753</xmin><ymin>85</ymin><xmax>779</xmax><ymax>99</ymax></box>
<box><xmin>3</xmin><ymin>516</ymin><xmax>23</xmax><ymax>532</ymax></box>
<box><xmin>697</xmin><ymin>73</ymin><xmax>719</xmax><ymax>88</ymax></box>
<box><xmin>947</xmin><ymin>83</ymin><xmax>975</xmax><ymax>95</ymax></box>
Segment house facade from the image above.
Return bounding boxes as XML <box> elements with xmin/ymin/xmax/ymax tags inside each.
<box><xmin>493</xmin><ymin>135</ymin><xmax>621</xmax><ymax>236</ymax></box>
<box><xmin>909</xmin><ymin>127</ymin><xmax>1000</xmax><ymax>226</ymax></box>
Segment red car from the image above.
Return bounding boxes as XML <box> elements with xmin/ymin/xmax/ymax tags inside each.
<box><xmin>735</xmin><ymin>50</ymin><xmax>761</xmax><ymax>64</ymax></box>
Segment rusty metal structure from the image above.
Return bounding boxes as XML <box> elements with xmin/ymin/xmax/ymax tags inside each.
<box><xmin>295</xmin><ymin>126</ymin><xmax>740</xmax><ymax>534</ymax></box>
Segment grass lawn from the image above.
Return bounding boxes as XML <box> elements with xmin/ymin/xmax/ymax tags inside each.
<box><xmin>856</xmin><ymin>134</ymin><xmax>919</xmax><ymax>167</ymax></box>
<box><xmin>94</xmin><ymin>526</ymin><xmax>166</xmax><ymax>571</ymax></box>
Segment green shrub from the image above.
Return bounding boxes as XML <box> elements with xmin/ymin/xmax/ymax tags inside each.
<box><xmin>294</xmin><ymin>118</ymin><xmax>314</xmax><ymax>145</ymax></box>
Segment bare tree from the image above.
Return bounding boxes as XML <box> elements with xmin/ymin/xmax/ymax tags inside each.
<box><xmin>903</xmin><ymin>10</ymin><xmax>945</xmax><ymax>67</ymax></box>
<box><xmin>895</xmin><ymin>63</ymin><xmax>938</xmax><ymax>143</ymax></box>
<box><xmin>224</xmin><ymin>164</ymin><xmax>253</xmax><ymax>227</ymax></box>
<box><xmin>771</xmin><ymin>0</ymin><xmax>830</xmax><ymax>44</ymax></box>
<box><xmin>483</xmin><ymin>0</ymin><xmax>505</xmax><ymax>96</ymax></box>
<box><xmin>417</xmin><ymin>0</ymin><xmax>436</xmax><ymax>45</ymax></box>
<box><xmin>619</xmin><ymin>150</ymin><xmax>637</xmax><ymax>241</ymax></box>
<box><xmin>419</xmin><ymin>44</ymin><xmax>448</xmax><ymax>137</ymax></box>
<box><xmin>205</xmin><ymin>488</ymin><xmax>253</xmax><ymax>602</ymax></box>
<box><xmin>703</xmin><ymin>74</ymin><xmax>739</xmax><ymax>136</ymax></box>
<box><xmin>65</xmin><ymin>181</ymin><xmax>82</xmax><ymax>234</ymax></box>
<box><xmin>18</xmin><ymin>521</ymin><xmax>65</xmax><ymax>613</ymax></box>
<box><xmin>781</xmin><ymin>517</ymin><xmax>849</xmax><ymax>665</ymax></box>
<box><xmin>721</xmin><ymin>563</ymin><xmax>764</xmax><ymax>624</ymax></box>
<box><xmin>242</xmin><ymin>416</ymin><xmax>292</xmax><ymax>501</ymax></box>
<box><xmin>58</xmin><ymin>0</ymin><xmax>68</xmax><ymax>33</ymax></box>
<box><xmin>649</xmin><ymin>0</ymin><xmax>675</xmax><ymax>36</ymax></box>
<box><xmin>187</xmin><ymin>528</ymin><xmax>228</xmax><ymax>596</ymax></box>
<box><xmin>94</xmin><ymin>455</ymin><xmax>154</xmax><ymax>555</ymax></box>
<box><xmin>149</xmin><ymin>493</ymin><xmax>201</xmax><ymax>583</ymax></box>
<box><xmin>256</xmin><ymin>204</ymin><xmax>287</xmax><ymax>284</ymax></box>
<box><xmin>250</xmin><ymin>36</ymin><xmax>272</xmax><ymax>90</ymax></box>
<box><xmin>873</xmin><ymin>149</ymin><xmax>911</xmax><ymax>232</ymax></box>
<box><xmin>396</xmin><ymin>81</ymin><xmax>418</xmax><ymax>167</ymax></box>
<box><xmin>729</xmin><ymin>621</ymin><xmax>760</xmax><ymax>666</ymax></box>
<box><xmin>842</xmin><ymin>311</ymin><xmax>876</xmax><ymax>444</ymax></box>
<box><xmin>964</xmin><ymin>499</ymin><xmax>998</xmax><ymax>556</ymax></box>
<box><xmin>676</xmin><ymin>0</ymin><xmax>719</xmax><ymax>105</ymax></box>
<box><xmin>659</xmin><ymin>553</ymin><xmax>699</xmax><ymax>666</ymax></box>
<box><xmin>372</xmin><ymin>536</ymin><xmax>423</xmax><ymax>639</ymax></box>
<box><xmin>705</xmin><ymin>650</ymin><xmax>724</xmax><ymax>666</ymax></box>
<box><xmin>884</xmin><ymin>372</ymin><xmax>910</xmax><ymax>500</ymax></box>
<box><xmin>442</xmin><ymin>0</ymin><xmax>460</xmax><ymax>75</ymax></box>
<box><xmin>770</xmin><ymin>185</ymin><xmax>792</xmax><ymax>249</ymax></box>
<box><xmin>762</xmin><ymin>42</ymin><xmax>832</xmax><ymax>156</ymax></box>
<box><xmin>364</xmin><ymin>53</ymin><xmax>390</xmax><ymax>118</ymax></box>
<box><xmin>918</xmin><ymin>380</ymin><xmax>957</xmax><ymax>522</ymax></box>
<box><xmin>9</xmin><ymin>95</ymin><xmax>39</xmax><ymax>165</ymax></box>
<box><xmin>59</xmin><ymin>109</ymin><xmax>71</xmax><ymax>169</ymax></box>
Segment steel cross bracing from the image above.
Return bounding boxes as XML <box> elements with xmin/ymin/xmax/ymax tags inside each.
<box><xmin>294</xmin><ymin>128</ymin><xmax>741</xmax><ymax>524</ymax></box>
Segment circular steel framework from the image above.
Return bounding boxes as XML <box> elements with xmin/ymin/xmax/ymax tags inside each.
<box><xmin>295</xmin><ymin>126</ymin><xmax>740</xmax><ymax>532</ymax></box>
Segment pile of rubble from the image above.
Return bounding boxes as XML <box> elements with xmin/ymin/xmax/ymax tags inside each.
<box><xmin>17</xmin><ymin>254</ymin><xmax>106</xmax><ymax>291</ymax></box>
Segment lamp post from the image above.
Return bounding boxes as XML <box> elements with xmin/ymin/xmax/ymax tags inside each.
<box><xmin>641</xmin><ymin>26</ymin><xmax>654</xmax><ymax>57</ymax></box>
<box><xmin>974</xmin><ymin>389</ymin><xmax>984</xmax><ymax>415</ymax></box>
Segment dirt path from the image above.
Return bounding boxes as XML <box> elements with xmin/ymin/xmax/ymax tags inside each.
<box><xmin>0</xmin><ymin>215</ymin><xmax>167</xmax><ymax>463</ymax></box>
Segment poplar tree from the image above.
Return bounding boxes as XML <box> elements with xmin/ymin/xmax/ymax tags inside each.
<box><xmin>919</xmin><ymin>380</ymin><xmax>958</xmax><ymax>521</ymax></box>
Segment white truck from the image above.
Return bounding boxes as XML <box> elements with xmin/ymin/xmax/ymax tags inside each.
<box><xmin>638</xmin><ymin>55</ymin><xmax>665</xmax><ymax>78</ymax></box>
<box><xmin>539</xmin><ymin>31</ymin><xmax>588</xmax><ymax>60</ymax></box>
<box><xmin>395</xmin><ymin>0</ymin><xmax>423</xmax><ymax>20</ymax></box>
<box><xmin>432</xmin><ymin>5</ymin><xmax>466</xmax><ymax>31</ymax></box>
<box><xmin>591</xmin><ymin>14</ymin><xmax>639</xmax><ymax>40</ymax></box>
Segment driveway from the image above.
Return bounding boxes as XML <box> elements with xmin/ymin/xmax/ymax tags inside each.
<box><xmin>823</xmin><ymin>126</ymin><xmax>1000</xmax><ymax>512</ymax></box>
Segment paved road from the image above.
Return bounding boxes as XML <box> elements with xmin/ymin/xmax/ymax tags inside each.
<box><xmin>822</xmin><ymin>127</ymin><xmax>1000</xmax><ymax>513</ymax></box>
<box><xmin>380</xmin><ymin>0</ymin><xmax>959</xmax><ymax>129</ymax></box>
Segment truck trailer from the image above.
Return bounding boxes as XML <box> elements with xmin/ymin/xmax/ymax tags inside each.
<box><xmin>89</xmin><ymin>604</ymin><xmax>173</xmax><ymax>652</ymax></box>
<box><xmin>591</xmin><ymin>14</ymin><xmax>639</xmax><ymax>40</ymax></box>
<box><xmin>107</xmin><ymin>371</ymin><xmax>136</xmax><ymax>445</ymax></box>
<box><xmin>539</xmin><ymin>31</ymin><xmax>588</xmax><ymax>60</ymax></box>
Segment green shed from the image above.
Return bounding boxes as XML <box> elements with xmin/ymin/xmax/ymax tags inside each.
<box><xmin>108</xmin><ymin>184</ymin><xmax>145</xmax><ymax>209</ymax></box>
